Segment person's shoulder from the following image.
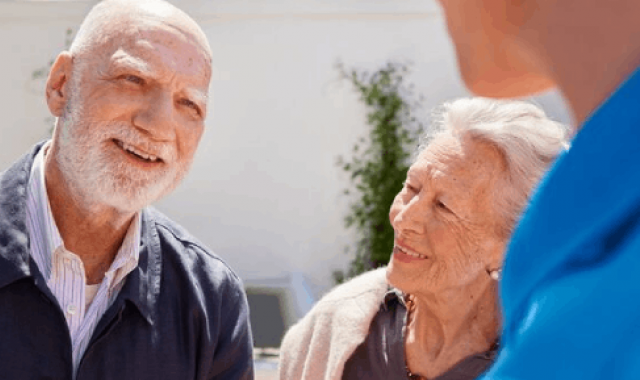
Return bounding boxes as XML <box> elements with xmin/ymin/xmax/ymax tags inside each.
<box><xmin>0</xmin><ymin>141</ymin><xmax>46</xmax><ymax>187</ymax></box>
<box><xmin>278</xmin><ymin>268</ymin><xmax>389</xmax><ymax>377</ymax></box>
<box><xmin>319</xmin><ymin>267</ymin><xmax>388</xmax><ymax>305</ymax></box>
<box><xmin>294</xmin><ymin>267</ymin><xmax>388</xmax><ymax>324</ymax></box>
<box><xmin>143</xmin><ymin>206</ymin><xmax>243</xmax><ymax>289</ymax></box>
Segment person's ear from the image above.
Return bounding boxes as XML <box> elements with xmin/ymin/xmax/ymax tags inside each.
<box><xmin>485</xmin><ymin>235</ymin><xmax>507</xmax><ymax>273</ymax></box>
<box><xmin>46</xmin><ymin>51</ymin><xmax>73</xmax><ymax>117</ymax></box>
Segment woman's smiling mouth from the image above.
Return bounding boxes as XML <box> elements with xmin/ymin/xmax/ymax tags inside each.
<box><xmin>393</xmin><ymin>241</ymin><xmax>428</xmax><ymax>263</ymax></box>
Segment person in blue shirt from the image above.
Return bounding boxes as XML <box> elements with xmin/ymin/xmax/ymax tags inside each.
<box><xmin>434</xmin><ymin>1</ymin><xmax>640</xmax><ymax>379</ymax></box>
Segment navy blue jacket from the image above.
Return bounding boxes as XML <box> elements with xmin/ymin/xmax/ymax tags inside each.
<box><xmin>0</xmin><ymin>143</ymin><xmax>254</xmax><ymax>379</ymax></box>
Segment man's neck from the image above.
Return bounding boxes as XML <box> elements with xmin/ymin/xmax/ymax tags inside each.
<box><xmin>404</xmin><ymin>276</ymin><xmax>500</xmax><ymax>378</ymax></box>
<box><xmin>525</xmin><ymin>1</ymin><xmax>640</xmax><ymax>126</ymax></box>
<box><xmin>44</xmin><ymin>149</ymin><xmax>136</xmax><ymax>284</ymax></box>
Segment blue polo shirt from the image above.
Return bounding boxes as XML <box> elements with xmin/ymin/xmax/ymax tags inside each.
<box><xmin>483</xmin><ymin>67</ymin><xmax>640</xmax><ymax>379</ymax></box>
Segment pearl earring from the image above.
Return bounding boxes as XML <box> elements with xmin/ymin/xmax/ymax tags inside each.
<box><xmin>489</xmin><ymin>269</ymin><xmax>502</xmax><ymax>281</ymax></box>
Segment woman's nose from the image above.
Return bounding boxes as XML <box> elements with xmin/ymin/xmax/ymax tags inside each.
<box><xmin>391</xmin><ymin>199</ymin><xmax>426</xmax><ymax>235</ymax></box>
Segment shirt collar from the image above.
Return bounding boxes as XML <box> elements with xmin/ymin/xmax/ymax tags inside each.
<box><xmin>385</xmin><ymin>286</ymin><xmax>501</xmax><ymax>359</ymax></box>
<box><xmin>26</xmin><ymin>141</ymin><xmax>60</xmax><ymax>280</ymax></box>
<box><xmin>26</xmin><ymin>142</ymin><xmax>142</xmax><ymax>287</ymax></box>
<box><xmin>382</xmin><ymin>287</ymin><xmax>407</xmax><ymax>311</ymax></box>
<box><xmin>111</xmin><ymin>208</ymin><xmax>161</xmax><ymax>326</ymax></box>
<box><xmin>0</xmin><ymin>142</ymin><xmax>159</xmax><ymax>327</ymax></box>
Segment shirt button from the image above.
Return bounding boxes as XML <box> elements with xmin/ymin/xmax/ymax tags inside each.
<box><xmin>66</xmin><ymin>304</ymin><xmax>77</xmax><ymax>315</ymax></box>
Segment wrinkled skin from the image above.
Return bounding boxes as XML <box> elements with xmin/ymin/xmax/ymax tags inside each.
<box><xmin>43</xmin><ymin>0</ymin><xmax>212</xmax><ymax>283</ymax></box>
<box><xmin>386</xmin><ymin>133</ymin><xmax>506</xmax><ymax>378</ymax></box>
<box><xmin>387</xmin><ymin>134</ymin><xmax>506</xmax><ymax>295</ymax></box>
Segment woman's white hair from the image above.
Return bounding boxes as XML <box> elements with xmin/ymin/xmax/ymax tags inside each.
<box><xmin>418</xmin><ymin>97</ymin><xmax>570</xmax><ymax>237</ymax></box>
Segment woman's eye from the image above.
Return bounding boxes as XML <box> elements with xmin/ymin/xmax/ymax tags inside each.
<box><xmin>436</xmin><ymin>200</ymin><xmax>450</xmax><ymax>212</ymax></box>
<box><xmin>123</xmin><ymin>75</ymin><xmax>144</xmax><ymax>85</ymax></box>
<box><xmin>405</xmin><ymin>183</ymin><xmax>418</xmax><ymax>193</ymax></box>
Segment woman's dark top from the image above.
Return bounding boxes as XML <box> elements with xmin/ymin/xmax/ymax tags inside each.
<box><xmin>342</xmin><ymin>290</ymin><xmax>498</xmax><ymax>380</ymax></box>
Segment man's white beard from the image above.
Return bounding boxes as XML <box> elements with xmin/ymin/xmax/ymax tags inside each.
<box><xmin>56</xmin><ymin>101</ymin><xmax>190</xmax><ymax>213</ymax></box>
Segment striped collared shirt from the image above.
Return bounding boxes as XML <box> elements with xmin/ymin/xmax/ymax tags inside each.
<box><xmin>25</xmin><ymin>142</ymin><xmax>141</xmax><ymax>375</ymax></box>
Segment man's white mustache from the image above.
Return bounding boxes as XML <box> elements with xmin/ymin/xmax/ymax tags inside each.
<box><xmin>106</xmin><ymin>124</ymin><xmax>176</xmax><ymax>163</ymax></box>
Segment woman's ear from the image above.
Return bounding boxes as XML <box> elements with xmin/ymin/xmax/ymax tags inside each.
<box><xmin>485</xmin><ymin>235</ymin><xmax>507</xmax><ymax>272</ymax></box>
<box><xmin>46</xmin><ymin>51</ymin><xmax>73</xmax><ymax>117</ymax></box>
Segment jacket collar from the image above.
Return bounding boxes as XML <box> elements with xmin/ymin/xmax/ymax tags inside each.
<box><xmin>0</xmin><ymin>142</ymin><xmax>43</xmax><ymax>289</ymax></box>
<box><xmin>114</xmin><ymin>208</ymin><xmax>161</xmax><ymax>326</ymax></box>
<box><xmin>0</xmin><ymin>142</ymin><xmax>160</xmax><ymax>326</ymax></box>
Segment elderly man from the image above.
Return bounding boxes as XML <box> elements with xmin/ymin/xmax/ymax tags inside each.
<box><xmin>435</xmin><ymin>1</ymin><xmax>640</xmax><ymax>379</ymax></box>
<box><xmin>0</xmin><ymin>0</ymin><xmax>252</xmax><ymax>379</ymax></box>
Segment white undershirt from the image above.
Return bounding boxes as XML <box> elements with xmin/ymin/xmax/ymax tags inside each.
<box><xmin>85</xmin><ymin>284</ymin><xmax>100</xmax><ymax>309</ymax></box>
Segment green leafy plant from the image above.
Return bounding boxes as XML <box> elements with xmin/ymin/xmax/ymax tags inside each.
<box><xmin>333</xmin><ymin>61</ymin><xmax>424</xmax><ymax>284</ymax></box>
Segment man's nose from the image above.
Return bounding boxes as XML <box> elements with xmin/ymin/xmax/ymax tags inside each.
<box><xmin>132</xmin><ymin>90</ymin><xmax>176</xmax><ymax>141</ymax></box>
<box><xmin>391</xmin><ymin>199</ymin><xmax>426</xmax><ymax>235</ymax></box>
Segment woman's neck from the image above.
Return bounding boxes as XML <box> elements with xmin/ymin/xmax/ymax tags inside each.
<box><xmin>404</xmin><ymin>275</ymin><xmax>500</xmax><ymax>379</ymax></box>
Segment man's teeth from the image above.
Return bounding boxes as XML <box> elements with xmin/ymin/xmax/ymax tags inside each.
<box><xmin>397</xmin><ymin>245</ymin><xmax>427</xmax><ymax>259</ymax></box>
<box><xmin>117</xmin><ymin>140</ymin><xmax>159</xmax><ymax>162</ymax></box>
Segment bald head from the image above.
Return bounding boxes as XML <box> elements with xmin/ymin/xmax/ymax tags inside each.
<box><xmin>44</xmin><ymin>0</ymin><xmax>215</xmax><ymax>212</ymax></box>
<box><xmin>70</xmin><ymin>0</ymin><xmax>212</xmax><ymax>64</ymax></box>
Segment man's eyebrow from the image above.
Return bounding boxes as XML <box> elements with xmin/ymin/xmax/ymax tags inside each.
<box><xmin>107</xmin><ymin>52</ymin><xmax>152</xmax><ymax>77</ymax></box>
<box><xmin>183</xmin><ymin>88</ymin><xmax>208</xmax><ymax>106</ymax></box>
<box><xmin>180</xmin><ymin>89</ymin><xmax>208</xmax><ymax>117</ymax></box>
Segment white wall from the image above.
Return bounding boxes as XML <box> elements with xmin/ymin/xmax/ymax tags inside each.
<box><xmin>0</xmin><ymin>0</ymin><xmax>572</xmax><ymax>316</ymax></box>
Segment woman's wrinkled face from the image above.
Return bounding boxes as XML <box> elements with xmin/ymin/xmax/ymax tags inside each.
<box><xmin>387</xmin><ymin>134</ymin><xmax>507</xmax><ymax>296</ymax></box>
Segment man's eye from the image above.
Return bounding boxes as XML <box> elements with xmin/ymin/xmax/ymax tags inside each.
<box><xmin>178</xmin><ymin>98</ymin><xmax>201</xmax><ymax>115</ymax></box>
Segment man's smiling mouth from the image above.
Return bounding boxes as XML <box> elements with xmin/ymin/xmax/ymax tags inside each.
<box><xmin>114</xmin><ymin>139</ymin><xmax>161</xmax><ymax>163</ymax></box>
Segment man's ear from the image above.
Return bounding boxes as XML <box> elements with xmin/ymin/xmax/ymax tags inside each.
<box><xmin>46</xmin><ymin>51</ymin><xmax>73</xmax><ymax>117</ymax></box>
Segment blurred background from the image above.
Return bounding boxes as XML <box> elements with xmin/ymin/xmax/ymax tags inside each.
<box><xmin>0</xmin><ymin>0</ymin><xmax>573</xmax><ymax>376</ymax></box>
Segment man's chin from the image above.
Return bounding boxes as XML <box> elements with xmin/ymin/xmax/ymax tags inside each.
<box><xmin>463</xmin><ymin>70</ymin><xmax>557</xmax><ymax>99</ymax></box>
<box><xmin>93</xmin><ymin>180</ymin><xmax>172</xmax><ymax>213</ymax></box>
<box><xmin>96</xmin><ymin>191</ymin><xmax>153</xmax><ymax>213</ymax></box>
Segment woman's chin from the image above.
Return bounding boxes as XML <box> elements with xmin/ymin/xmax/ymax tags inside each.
<box><xmin>386</xmin><ymin>259</ymin><xmax>418</xmax><ymax>294</ymax></box>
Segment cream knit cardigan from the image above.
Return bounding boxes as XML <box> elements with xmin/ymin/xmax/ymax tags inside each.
<box><xmin>278</xmin><ymin>268</ymin><xmax>389</xmax><ymax>380</ymax></box>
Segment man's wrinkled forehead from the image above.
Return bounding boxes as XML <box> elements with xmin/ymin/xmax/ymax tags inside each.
<box><xmin>105</xmin><ymin>43</ymin><xmax>209</xmax><ymax>107</ymax></box>
<box><xmin>109</xmin><ymin>21</ymin><xmax>211</xmax><ymax>78</ymax></box>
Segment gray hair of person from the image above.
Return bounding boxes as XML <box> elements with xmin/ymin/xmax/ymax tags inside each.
<box><xmin>417</xmin><ymin>97</ymin><xmax>570</xmax><ymax>238</ymax></box>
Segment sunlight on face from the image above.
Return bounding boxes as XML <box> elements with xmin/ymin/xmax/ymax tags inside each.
<box><xmin>56</xmin><ymin>92</ymin><xmax>187</xmax><ymax>212</ymax></box>
<box><xmin>386</xmin><ymin>134</ymin><xmax>507</xmax><ymax>296</ymax></box>
<box><xmin>55</xmin><ymin>15</ymin><xmax>210</xmax><ymax>212</ymax></box>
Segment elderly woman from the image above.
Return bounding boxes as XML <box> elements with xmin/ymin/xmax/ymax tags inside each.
<box><xmin>278</xmin><ymin>98</ymin><xmax>570</xmax><ymax>380</ymax></box>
